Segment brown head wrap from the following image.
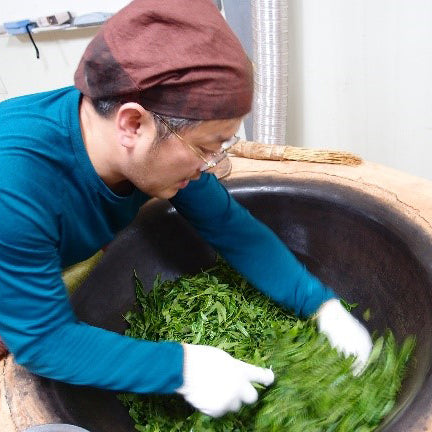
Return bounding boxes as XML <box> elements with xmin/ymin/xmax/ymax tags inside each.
<box><xmin>74</xmin><ymin>0</ymin><xmax>253</xmax><ymax>120</ymax></box>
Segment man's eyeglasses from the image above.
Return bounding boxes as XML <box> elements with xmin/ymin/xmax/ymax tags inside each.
<box><xmin>154</xmin><ymin>114</ymin><xmax>239</xmax><ymax>172</ymax></box>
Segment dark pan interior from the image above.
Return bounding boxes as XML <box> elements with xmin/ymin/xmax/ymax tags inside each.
<box><xmin>36</xmin><ymin>177</ymin><xmax>432</xmax><ymax>432</ymax></box>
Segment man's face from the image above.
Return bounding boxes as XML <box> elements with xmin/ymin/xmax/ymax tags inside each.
<box><xmin>127</xmin><ymin>117</ymin><xmax>242</xmax><ymax>199</ymax></box>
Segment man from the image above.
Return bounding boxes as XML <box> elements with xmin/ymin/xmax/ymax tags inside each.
<box><xmin>0</xmin><ymin>0</ymin><xmax>372</xmax><ymax>418</ymax></box>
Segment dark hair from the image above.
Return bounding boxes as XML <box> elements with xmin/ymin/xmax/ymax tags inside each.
<box><xmin>91</xmin><ymin>95</ymin><xmax>201</xmax><ymax>142</ymax></box>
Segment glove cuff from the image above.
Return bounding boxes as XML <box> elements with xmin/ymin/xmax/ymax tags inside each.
<box><xmin>176</xmin><ymin>343</ymin><xmax>189</xmax><ymax>393</ymax></box>
<box><xmin>314</xmin><ymin>298</ymin><xmax>342</xmax><ymax>320</ymax></box>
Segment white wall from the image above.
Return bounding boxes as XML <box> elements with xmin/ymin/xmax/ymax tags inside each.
<box><xmin>1</xmin><ymin>1</ymin><xmax>431</xmax><ymax>180</ymax></box>
<box><xmin>287</xmin><ymin>0</ymin><xmax>432</xmax><ymax>180</ymax></box>
<box><xmin>0</xmin><ymin>1</ymin><xmax>129</xmax><ymax>98</ymax></box>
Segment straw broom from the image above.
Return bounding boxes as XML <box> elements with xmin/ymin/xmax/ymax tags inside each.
<box><xmin>229</xmin><ymin>140</ymin><xmax>362</xmax><ymax>166</ymax></box>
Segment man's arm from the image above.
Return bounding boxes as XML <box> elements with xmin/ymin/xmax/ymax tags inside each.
<box><xmin>171</xmin><ymin>173</ymin><xmax>372</xmax><ymax>372</ymax></box>
<box><xmin>0</xmin><ymin>164</ymin><xmax>183</xmax><ymax>394</ymax></box>
<box><xmin>0</xmin><ymin>239</ymin><xmax>184</xmax><ymax>393</ymax></box>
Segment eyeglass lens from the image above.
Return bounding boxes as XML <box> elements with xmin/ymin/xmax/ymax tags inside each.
<box><xmin>199</xmin><ymin>136</ymin><xmax>239</xmax><ymax>171</ymax></box>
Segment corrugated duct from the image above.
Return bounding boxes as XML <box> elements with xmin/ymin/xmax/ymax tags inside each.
<box><xmin>252</xmin><ymin>0</ymin><xmax>289</xmax><ymax>145</ymax></box>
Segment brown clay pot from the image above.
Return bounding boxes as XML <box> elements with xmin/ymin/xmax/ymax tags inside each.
<box><xmin>2</xmin><ymin>157</ymin><xmax>432</xmax><ymax>431</ymax></box>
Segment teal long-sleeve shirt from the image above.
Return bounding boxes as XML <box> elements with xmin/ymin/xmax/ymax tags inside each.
<box><xmin>0</xmin><ymin>87</ymin><xmax>335</xmax><ymax>394</ymax></box>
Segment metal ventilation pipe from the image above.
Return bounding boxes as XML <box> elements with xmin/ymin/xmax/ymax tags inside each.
<box><xmin>252</xmin><ymin>0</ymin><xmax>289</xmax><ymax>145</ymax></box>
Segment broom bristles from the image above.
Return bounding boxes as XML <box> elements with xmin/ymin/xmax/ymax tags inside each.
<box><xmin>230</xmin><ymin>141</ymin><xmax>362</xmax><ymax>166</ymax></box>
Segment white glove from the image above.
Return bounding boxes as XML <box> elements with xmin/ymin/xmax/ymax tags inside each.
<box><xmin>176</xmin><ymin>343</ymin><xmax>274</xmax><ymax>417</ymax></box>
<box><xmin>317</xmin><ymin>299</ymin><xmax>372</xmax><ymax>375</ymax></box>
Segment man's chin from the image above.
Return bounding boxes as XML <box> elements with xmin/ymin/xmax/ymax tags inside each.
<box><xmin>143</xmin><ymin>179</ymin><xmax>193</xmax><ymax>199</ymax></box>
<box><xmin>152</xmin><ymin>188</ymin><xmax>180</xmax><ymax>200</ymax></box>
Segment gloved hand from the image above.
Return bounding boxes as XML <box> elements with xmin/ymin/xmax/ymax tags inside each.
<box><xmin>317</xmin><ymin>299</ymin><xmax>372</xmax><ymax>375</ymax></box>
<box><xmin>176</xmin><ymin>343</ymin><xmax>274</xmax><ymax>417</ymax></box>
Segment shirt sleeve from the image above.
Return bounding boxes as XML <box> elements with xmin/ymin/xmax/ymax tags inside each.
<box><xmin>170</xmin><ymin>173</ymin><xmax>337</xmax><ymax>317</ymax></box>
<box><xmin>0</xmin><ymin>157</ymin><xmax>183</xmax><ymax>394</ymax></box>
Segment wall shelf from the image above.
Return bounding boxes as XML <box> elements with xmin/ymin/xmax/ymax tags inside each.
<box><xmin>32</xmin><ymin>23</ymin><xmax>103</xmax><ymax>33</ymax></box>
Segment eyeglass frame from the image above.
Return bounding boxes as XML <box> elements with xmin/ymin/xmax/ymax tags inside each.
<box><xmin>153</xmin><ymin>114</ymin><xmax>240</xmax><ymax>172</ymax></box>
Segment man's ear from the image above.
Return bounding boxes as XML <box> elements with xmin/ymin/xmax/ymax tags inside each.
<box><xmin>115</xmin><ymin>103</ymin><xmax>156</xmax><ymax>149</ymax></box>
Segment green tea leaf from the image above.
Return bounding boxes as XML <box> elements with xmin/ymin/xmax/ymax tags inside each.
<box><xmin>119</xmin><ymin>258</ymin><xmax>414</xmax><ymax>432</ymax></box>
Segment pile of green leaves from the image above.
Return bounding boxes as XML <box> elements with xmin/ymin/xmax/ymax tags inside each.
<box><xmin>118</xmin><ymin>260</ymin><xmax>415</xmax><ymax>432</ymax></box>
